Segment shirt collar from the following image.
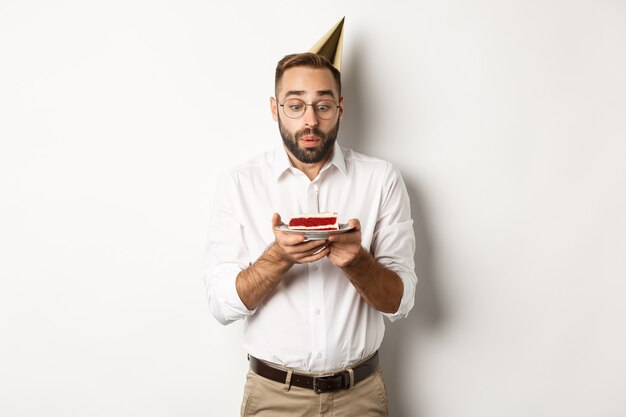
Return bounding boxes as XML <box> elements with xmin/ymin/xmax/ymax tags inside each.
<box><xmin>272</xmin><ymin>146</ymin><xmax>294</xmax><ymax>179</ymax></box>
<box><xmin>326</xmin><ymin>141</ymin><xmax>348</xmax><ymax>176</ymax></box>
<box><xmin>271</xmin><ymin>141</ymin><xmax>348</xmax><ymax>180</ymax></box>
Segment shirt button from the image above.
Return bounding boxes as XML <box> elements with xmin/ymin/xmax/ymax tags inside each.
<box><xmin>317</xmin><ymin>353</ymin><xmax>323</xmax><ymax>359</ymax></box>
<box><xmin>315</xmin><ymin>308</ymin><xmax>321</xmax><ymax>315</ymax></box>
<box><xmin>312</xmin><ymin>265</ymin><xmax>318</xmax><ymax>271</ymax></box>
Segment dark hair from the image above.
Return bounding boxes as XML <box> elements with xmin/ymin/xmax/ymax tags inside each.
<box><xmin>275</xmin><ymin>52</ymin><xmax>341</xmax><ymax>97</ymax></box>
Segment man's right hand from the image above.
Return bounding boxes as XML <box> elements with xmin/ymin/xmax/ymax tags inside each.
<box><xmin>235</xmin><ymin>213</ymin><xmax>329</xmax><ymax>310</ymax></box>
<box><xmin>271</xmin><ymin>213</ymin><xmax>330</xmax><ymax>265</ymax></box>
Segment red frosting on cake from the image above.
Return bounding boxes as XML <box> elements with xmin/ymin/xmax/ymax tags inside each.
<box><xmin>289</xmin><ymin>217</ymin><xmax>337</xmax><ymax>227</ymax></box>
<box><xmin>288</xmin><ymin>212</ymin><xmax>339</xmax><ymax>230</ymax></box>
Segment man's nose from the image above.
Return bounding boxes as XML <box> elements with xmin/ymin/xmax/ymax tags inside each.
<box><xmin>303</xmin><ymin>105</ymin><xmax>319</xmax><ymax>127</ymax></box>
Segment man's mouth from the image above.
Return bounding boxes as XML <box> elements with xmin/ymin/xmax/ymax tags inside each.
<box><xmin>299</xmin><ymin>135</ymin><xmax>321</xmax><ymax>147</ymax></box>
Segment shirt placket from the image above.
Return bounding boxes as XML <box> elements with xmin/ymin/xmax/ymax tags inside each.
<box><xmin>307</xmin><ymin>180</ymin><xmax>327</xmax><ymax>370</ymax></box>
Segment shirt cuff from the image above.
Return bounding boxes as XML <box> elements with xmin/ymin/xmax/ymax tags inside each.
<box><xmin>206</xmin><ymin>264</ymin><xmax>257</xmax><ymax>325</ymax></box>
<box><xmin>381</xmin><ymin>268</ymin><xmax>417</xmax><ymax>322</ymax></box>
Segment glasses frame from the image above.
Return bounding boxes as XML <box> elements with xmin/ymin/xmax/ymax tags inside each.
<box><xmin>278</xmin><ymin>98</ymin><xmax>340</xmax><ymax>120</ymax></box>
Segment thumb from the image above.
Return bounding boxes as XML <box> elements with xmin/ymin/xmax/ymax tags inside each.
<box><xmin>272</xmin><ymin>213</ymin><xmax>285</xmax><ymax>228</ymax></box>
<box><xmin>348</xmin><ymin>218</ymin><xmax>361</xmax><ymax>230</ymax></box>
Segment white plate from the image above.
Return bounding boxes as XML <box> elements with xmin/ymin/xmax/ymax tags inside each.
<box><xmin>275</xmin><ymin>224</ymin><xmax>354</xmax><ymax>240</ymax></box>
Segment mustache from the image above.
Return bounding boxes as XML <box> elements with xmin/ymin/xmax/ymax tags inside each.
<box><xmin>295</xmin><ymin>128</ymin><xmax>325</xmax><ymax>140</ymax></box>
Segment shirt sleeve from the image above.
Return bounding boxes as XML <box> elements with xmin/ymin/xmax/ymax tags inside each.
<box><xmin>203</xmin><ymin>174</ymin><xmax>257</xmax><ymax>325</ymax></box>
<box><xmin>371</xmin><ymin>164</ymin><xmax>418</xmax><ymax>322</ymax></box>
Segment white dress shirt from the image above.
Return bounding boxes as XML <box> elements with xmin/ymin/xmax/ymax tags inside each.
<box><xmin>204</xmin><ymin>142</ymin><xmax>417</xmax><ymax>372</ymax></box>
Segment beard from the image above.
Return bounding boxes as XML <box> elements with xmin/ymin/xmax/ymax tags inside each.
<box><xmin>278</xmin><ymin>116</ymin><xmax>340</xmax><ymax>164</ymax></box>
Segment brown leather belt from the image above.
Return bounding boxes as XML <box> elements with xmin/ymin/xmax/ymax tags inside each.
<box><xmin>248</xmin><ymin>351</ymin><xmax>379</xmax><ymax>394</ymax></box>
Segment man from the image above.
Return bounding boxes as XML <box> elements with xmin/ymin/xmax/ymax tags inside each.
<box><xmin>204</xmin><ymin>20</ymin><xmax>417</xmax><ymax>417</ymax></box>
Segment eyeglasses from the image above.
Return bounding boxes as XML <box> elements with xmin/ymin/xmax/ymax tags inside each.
<box><xmin>279</xmin><ymin>98</ymin><xmax>340</xmax><ymax>120</ymax></box>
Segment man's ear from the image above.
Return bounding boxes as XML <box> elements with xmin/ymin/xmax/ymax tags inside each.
<box><xmin>338</xmin><ymin>96</ymin><xmax>344</xmax><ymax>120</ymax></box>
<box><xmin>270</xmin><ymin>97</ymin><xmax>278</xmax><ymax>122</ymax></box>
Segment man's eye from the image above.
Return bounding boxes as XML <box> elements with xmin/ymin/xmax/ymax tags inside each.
<box><xmin>289</xmin><ymin>104</ymin><xmax>303</xmax><ymax>111</ymax></box>
<box><xmin>316</xmin><ymin>101</ymin><xmax>335</xmax><ymax>112</ymax></box>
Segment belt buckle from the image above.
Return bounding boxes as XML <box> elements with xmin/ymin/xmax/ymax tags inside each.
<box><xmin>313</xmin><ymin>376</ymin><xmax>329</xmax><ymax>394</ymax></box>
<box><xmin>312</xmin><ymin>374</ymin><xmax>343</xmax><ymax>394</ymax></box>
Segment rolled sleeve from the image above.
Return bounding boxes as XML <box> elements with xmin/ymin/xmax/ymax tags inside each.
<box><xmin>203</xmin><ymin>175</ymin><xmax>256</xmax><ymax>325</ymax></box>
<box><xmin>372</xmin><ymin>165</ymin><xmax>418</xmax><ymax>321</ymax></box>
<box><xmin>374</xmin><ymin>220</ymin><xmax>418</xmax><ymax>322</ymax></box>
<box><xmin>205</xmin><ymin>263</ymin><xmax>256</xmax><ymax>325</ymax></box>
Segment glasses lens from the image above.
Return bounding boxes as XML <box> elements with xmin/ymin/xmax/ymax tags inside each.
<box><xmin>283</xmin><ymin>99</ymin><xmax>305</xmax><ymax>119</ymax></box>
<box><xmin>314</xmin><ymin>100</ymin><xmax>338</xmax><ymax>120</ymax></box>
<box><xmin>281</xmin><ymin>99</ymin><xmax>338</xmax><ymax>119</ymax></box>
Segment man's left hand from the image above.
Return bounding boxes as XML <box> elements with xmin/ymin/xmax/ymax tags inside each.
<box><xmin>327</xmin><ymin>218</ymin><xmax>362</xmax><ymax>267</ymax></box>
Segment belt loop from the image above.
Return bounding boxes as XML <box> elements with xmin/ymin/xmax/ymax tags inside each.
<box><xmin>283</xmin><ymin>369</ymin><xmax>293</xmax><ymax>392</ymax></box>
<box><xmin>347</xmin><ymin>367</ymin><xmax>355</xmax><ymax>390</ymax></box>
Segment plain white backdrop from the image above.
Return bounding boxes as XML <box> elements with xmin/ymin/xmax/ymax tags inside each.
<box><xmin>1</xmin><ymin>1</ymin><xmax>625</xmax><ymax>416</ymax></box>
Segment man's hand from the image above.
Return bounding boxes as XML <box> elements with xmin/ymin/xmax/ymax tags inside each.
<box><xmin>328</xmin><ymin>218</ymin><xmax>404</xmax><ymax>314</ymax></box>
<box><xmin>236</xmin><ymin>213</ymin><xmax>328</xmax><ymax>310</ymax></box>
<box><xmin>327</xmin><ymin>218</ymin><xmax>362</xmax><ymax>267</ymax></box>
<box><xmin>271</xmin><ymin>213</ymin><xmax>330</xmax><ymax>265</ymax></box>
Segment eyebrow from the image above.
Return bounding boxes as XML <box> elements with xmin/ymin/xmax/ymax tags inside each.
<box><xmin>284</xmin><ymin>90</ymin><xmax>336</xmax><ymax>99</ymax></box>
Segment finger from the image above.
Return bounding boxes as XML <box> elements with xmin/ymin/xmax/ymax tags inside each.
<box><xmin>272</xmin><ymin>213</ymin><xmax>285</xmax><ymax>228</ymax></box>
<box><xmin>277</xmin><ymin>233</ymin><xmax>306</xmax><ymax>246</ymax></box>
<box><xmin>299</xmin><ymin>239</ymin><xmax>328</xmax><ymax>250</ymax></box>
<box><xmin>328</xmin><ymin>231</ymin><xmax>359</xmax><ymax>243</ymax></box>
<box><xmin>327</xmin><ymin>245</ymin><xmax>359</xmax><ymax>267</ymax></box>
<box><xmin>327</xmin><ymin>244</ymin><xmax>351</xmax><ymax>258</ymax></box>
<box><xmin>311</xmin><ymin>244</ymin><xmax>328</xmax><ymax>255</ymax></box>
<box><xmin>347</xmin><ymin>218</ymin><xmax>361</xmax><ymax>230</ymax></box>
<box><xmin>285</xmin><ymin>239</ymin><xmax>327</xmax><ymax>254</ymax></box>
<box><xmin>277</xmin><ymin>236</ymin><xmax>325</xmax><ymax>261</ymax></box>
<box><xmin>327</xmin><ymin>239</ymin><xmax>360</xmax><ymax>259</ymax></box>
<box><xmin>298</xmin><ymin>247</ymin><xmax>330</xmax><ymax>264</ymax></box>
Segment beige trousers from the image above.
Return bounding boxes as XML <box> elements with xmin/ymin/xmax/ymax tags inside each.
<box><xmin>240</xmin><ymin>367</ymin><xmax>390</xmax><ymax>417</ymax></box>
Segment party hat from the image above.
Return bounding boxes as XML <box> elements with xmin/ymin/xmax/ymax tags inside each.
<box><xmin>308</xmin><ymin>17</ymin><xmax>345</xmax><ymax>71</ymax></box>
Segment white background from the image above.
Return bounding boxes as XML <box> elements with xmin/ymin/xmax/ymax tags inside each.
<box><xmin>1</xmin><ymin>1</ymin><xmax>625</xmax><ymax>416</ymax></box>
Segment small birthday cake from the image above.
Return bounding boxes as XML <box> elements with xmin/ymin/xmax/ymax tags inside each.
<box><xmin>288</xmin><ymin>212</ymin><xmax>339</xmax><ymax>231</ymax></box>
